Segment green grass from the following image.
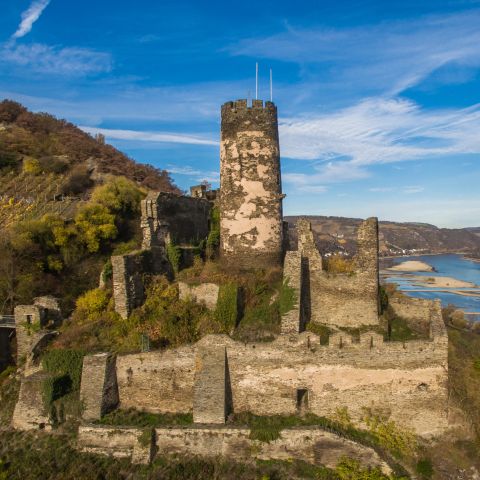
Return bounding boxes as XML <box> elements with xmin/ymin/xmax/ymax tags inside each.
<box><xmin>96</xmin><ymin>408</ymin><xmax>193</xmax><ymax>428</ymax></box>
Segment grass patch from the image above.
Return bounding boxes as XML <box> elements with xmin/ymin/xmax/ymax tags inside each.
<box><xmin>96</xmin><ymin>408</ymin><xmax>193</xmax><ymax>427</ymax></box>
<box><xmin>306</xmin><ymin>322</ymin><xmax>333</xmax><ymax>345</ymax></box>
<box><xmin>215</xmin><ymin>283</ymin><xmax>238</xmax><ymax>333</ymax></box>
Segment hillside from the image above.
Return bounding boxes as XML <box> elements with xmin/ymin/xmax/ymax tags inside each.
<box><xmin>285</xmin><ymin>215</ymin><xmax>480</xmax><ymax>257</ymax></box>
<box><xmin>0</xmin><ymin>99</ymin><xmax>180</xmax><ymax>228</ymax></box>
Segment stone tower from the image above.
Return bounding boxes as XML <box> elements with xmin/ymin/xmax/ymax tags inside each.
<box><xmin>219</xmin><ymin>99</ymin><xmax>284</xmax><ymax>269</ymax></box>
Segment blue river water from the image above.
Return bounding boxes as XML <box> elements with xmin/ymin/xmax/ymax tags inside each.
<box><xmin>381</xmin><ymin>254</ymin><xmax>480</xmax><ymax>316</ymax></box>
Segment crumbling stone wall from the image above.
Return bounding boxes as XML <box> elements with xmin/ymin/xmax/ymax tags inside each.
<box><xmin>14</xmin><ymin>304</ymin><xmax>45</xmax><ymax>361</ymax></box>
<box><xmin>80</xmin><ymin>353</ymin><xmax>119</xmax><ymax>421</ymax></box>
<box><xmin>77</xmin><ymin>424</ymin><xmax>391</xmax><ymax>472</ymax></box>
<box><xmin>113</xmin><ymin>322</ymin><xmax>448</xmax><ymax>437</ymax></box>
<box><xmin>141</xmin><ymin>192</ymin><xmax>211</xmax><ymax>249</ymax></box>
<box><xmin>178</xmin><ymin>282</ymin><xmax>219</xmax><ymax>310</ymax></box>
<box><xmin>112</xmin><ymin>251</ymin><xmax>148</xmax><ymax>320</ymax></box>
<box><xmin>389</xmin><ymin>296</ymin><xmax>439</xmax><ymax>336</ymax></box>
<box><xmin>219</xmin><ymin>99</ymin><xmax>284</xmax><ymax>269</ymax></box>
<box><xmin>281</xmin><ymin>251</ymin><xmax>303</xmax><ymax>334</ymax></box>
<box><xmin>299</xmin><ymin>217</ymin><xmax>380</xmax><ymax>328</ymax></box>
<box><xmin>12</xmin><ymin>372</ymin><xmax>52</xmax><ymax>431</ymax></box>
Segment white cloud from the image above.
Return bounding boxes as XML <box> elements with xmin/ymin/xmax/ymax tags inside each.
<box><xmin>12</xmin><ymin>0</ymin><xmax>51</xmax><ymax>39</ymax></box>
<box><xmin>81</xmin><ymin>126</ymin><xmax>218</xmax><ymax>146</ymax></box>
<box><xmin>229</xmin><ymin>11</ymin><xmax>480</xmax><ymax>97</ymax></box>
<box><xmin>369</xmin><ymin>187</ymin><xmax>395</xmax><ymax>192</ymax></box>
<box><xmin>166</xmin><ymin>165</ymin><xmax>219</xmax><ymax>183</ymax></box>
<box><xmin>403</xmin><ymin>185</ymin><xmax>425</xmax><ymax>194</ymax></box>
<box><xmin>1</xmin><ymin>43</ymin><xmax>112</xmax><ymax>75</ymax></box>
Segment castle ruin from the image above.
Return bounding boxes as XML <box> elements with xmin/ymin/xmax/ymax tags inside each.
<box><xmin>10</xmin><ymin>98</ymin><xmax>456</xmax><ymax>471</ymax></box>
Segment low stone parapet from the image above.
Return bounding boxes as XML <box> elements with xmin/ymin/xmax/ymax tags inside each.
<box><xmin>178</xmin><ymin>282</ymin><xmax>219</xmax><ymax>310</ymax></box>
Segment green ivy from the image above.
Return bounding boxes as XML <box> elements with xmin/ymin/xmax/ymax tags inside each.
<box><xmin>206</xmin><ymin>207</ymin><xmax>220</xmax><ymax>259</ymax></box>
<box><xmin>166</xmin><ymin>243</ymin><xmax>181</xmax><ymax>274</ymax></box>
<box><xmin>215</xmin><ymin>283</ymin><xmax>238</xmax><ymax>332</ymax></box>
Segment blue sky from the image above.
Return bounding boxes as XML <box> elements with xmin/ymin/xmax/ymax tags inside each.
<box><xmin>1</xmin><ymin>0</ymin><xmax>480</xmax><ymax>227</ymax></box>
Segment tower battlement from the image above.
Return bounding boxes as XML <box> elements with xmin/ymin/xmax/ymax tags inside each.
<box><xmin>221</xmin><ymin>99</ymin><xmax>277</xmax><ymax>114</ymax></box>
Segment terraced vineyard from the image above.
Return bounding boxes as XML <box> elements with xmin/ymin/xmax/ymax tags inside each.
<box><xmin>0</xmin><ymin>170</ymin><xmax>86</xmax><ymax>228</ymax></box>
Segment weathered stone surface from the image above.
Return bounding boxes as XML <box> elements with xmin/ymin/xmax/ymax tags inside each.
<box><xmin>115</xmin><ymin>325</ymin><xmax>449</xmax><ymax>437</ymax></box>
<box><xmin>193</xmin><ymin>345</ymin><xmax>227</xmax><ymax>424</ymax></box>
<box><xmin>77</xmin><ymin>425</ymin><xmax>153</xmax><ymax>464</ymax></box>
<box><xmin>112</xmin><ymin>251</ymin><xmax>147</xmax><ymax>319</ymax></box>
<box><xmin>78</xmin><ymin>424</ymin><xmax>391</xmax><ymax>473</ymax></box>
<box><xmin>33</xmin><ymin>296</ymin><xmax>62</xmax><ymax>326</ymax></box>
<box><xmin>141</xmin><ymin>191</ymin><xmax>211</xmax><ymax>249</ymax></box>
<box><xmin>281</xmin><ymin>251</ymin><xmax>303</xmax><ymax>334</ymax></box>
<box><xmin>178</xmin><ymin>282</ymin><xmax>219</xmax><ymax>310</ymax></box>
<box><xmin>219</xmin><ymin>100</ymin><xmax>284</xmax><ymax>269</ymax></box>
<box><xmin>12</xmin><ymin>372</ymin><xmax>52</xmax><ymax>431</ymax></box>
<box><xmin>299</xmin><ymin>217</ymin><xmax>380</xmax><ymax>328</ymax></box>
<box><xmin>80</xmin><ymin>353</ymin><xmax>119</xmax><ymax>421</ymax></box>
<box><xmin>14</xmin><ymin>304</ymin><xmax>45</xmax><ymax>361</ymax></box>
<box><xmin>389</xmin><ymin>296</ymin><xmax>438</xmax><ymax>337</ymax></box>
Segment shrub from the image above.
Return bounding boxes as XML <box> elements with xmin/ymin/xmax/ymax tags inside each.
<box><xmin>61</xmin><ymin>166</ymin><xmax>93</xmax><ymax>195</ymax></box>
<box><xmin>74</xmin><ymin>203</ymin><xmax>117</xmax><ymax>252</ymax></box>
<box><xmin>215</xmin><ymin>283</ymin><xmax>238</xmax><ymax>332</ymax></box>
<box><xmin>22</xmin><ymin>156</ymin><xmax>42</xmax><ymax>175</ymax></box>
<box><xmin>416</xmin><ymin>458</ymin><xmax>433</xmax><ymax>479</ymax></box>
<box><xmin>206</xmin><ymin>207</ymin><xmax>220</xmax><ymax>259</ymax></box>
<box><xmin>75</xmin><ymin>288</ymin><xmax>110</xmax><ymax>318</ymax></box>
<box><xmin>166</xmin><ymin>243</ymin><xmax>181</xmax><ymax>274</ymax></box>
<box><xmin>91</xmin><ymin>176</ymin><xmax>144</xmax><ymax>214</ymax></box>
<box><xmin>38</xmin><ymin>156</ymin><xmax>68</xmax><ymax>174</ymax></box>
<box><xmin>324</xmin><ymin>254</ymin><xmax>355</xmax><ymax>274</ymax></box>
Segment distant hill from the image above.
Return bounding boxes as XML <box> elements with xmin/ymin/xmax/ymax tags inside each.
<box><xmin>285</xmin><ymin>215</ymin><xmax>480</xmax><ymax>257</ymax></box>
<box><xmin>0</xmin><ymin>100</ymin><xmax>180</xmax><ymax>227</ymax></box>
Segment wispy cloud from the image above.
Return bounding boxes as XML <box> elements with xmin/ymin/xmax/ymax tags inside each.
<box><xmin>81</xmin><ymin>126</ymin><xmax>218</xmax><ymax>146</ymax></box>
<box><xmin>167</xmin><ymin>165</ymin><xmax>219</xmax><ymax>183</ymax></box>
<box><xmin>11</xmin><ymin>0</ymin><xmax>51</xmax><ymax>40</ymax></box>
<box><xmin>403</xmin><ymin>185</ymin><xmax>425</xmax><ymax>194</ymax></box>
<box><xmin>229</xmin><ymin>10</ymin><xmax>480</xmax><ymax>97</ymax></box>
<box><xmin>1</xmin><ymin>43</ymin><xmax>112</xmax><ymax>75</ymax></box>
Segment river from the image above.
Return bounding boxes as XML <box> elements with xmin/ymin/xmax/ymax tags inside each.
<box><xmin>381</xmin><ymin>254</ymin><xmax>480</xmax><ymax>318</ymax></box>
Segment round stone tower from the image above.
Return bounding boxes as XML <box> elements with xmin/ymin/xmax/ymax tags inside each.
<box><xmin>219</xmin><ymin>99</ymin><xmax>284</xmax><ymax>269</ymax></box>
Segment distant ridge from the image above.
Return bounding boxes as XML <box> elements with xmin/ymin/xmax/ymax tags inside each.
<box><xmin>285</xmin><ymin>215</ymin><xmax>480</xmax><ymax>257</ymax></box>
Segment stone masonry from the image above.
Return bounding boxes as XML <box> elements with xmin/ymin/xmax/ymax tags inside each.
<box><xmin>193</xmin><ymin>345</ymin><xmax>228</xmax><ymax>424</ymax></box>
<box><xmin>293</xmin><ymin>217</ymin><xmax>380</xmax><ymax>328</ymax></box>
<box><xmin>80</xmin><ymin>353</ymin><xmax>119</xmax><ymax>421</ymax></box>
<box><xmin>110</xmin><ymin>305</ymin><xmax>449</xmax><ymax>437</ymax></box>
<box><xmin>220</xmin><ymin>99</ymin><xmax>284</xmax><ymax>269</ymax></box>
<box><xmin>281</xmin><ymin>251</ymin><xmax>303</xmax><ymax>334</ymax></box>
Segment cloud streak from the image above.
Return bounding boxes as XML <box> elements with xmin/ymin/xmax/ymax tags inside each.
<box><xmin>12</xmin><ymin>0</ymin><xmax>51</xmax><ymax>39</ymax></box>
<box><xmin>81</xmin><ymin>126</ymin><xmax>218</xmax><ymax>146</ymax></box>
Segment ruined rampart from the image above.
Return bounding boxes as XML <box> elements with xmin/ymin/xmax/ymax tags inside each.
<box><xmin>294</xmin><ymin>217</ymin><xmax>380</xmax><ymax>328</ymax></box>
<box><xmin>114</xmin><ymin>313</ymin><xmax>448</xmax><ymax>437</ymax></box>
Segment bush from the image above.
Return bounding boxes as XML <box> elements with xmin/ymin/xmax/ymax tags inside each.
<box><xmin>416</xmin><ymin>458</ymin><xmax>433</xmax><ymax>479</ymax></box>
<box><xmin>324</xmin><ymin>254</ymin><xmax>355</xmax><ymax>274</ymax></box>
<box><xmin>75</xmin><ymin>288</ymin><xmax>110</xmax><ymax>318</ymax></box>
<box><xmin>38</xmin><ymin>156</ymin><xmax>68</xmax><ymax>174</ymax></box>
<box><xmin>206</xmin><ymin>207</ymin><xmax>220</xmax><ymax>259</ymax></box>
<box><xmin>166</xmin><ymin>243</ymin><xmax>181</xmax><ymax>274</ymax></box>
<box><xmin>91</xmin><ymin>176</ymin><xmax>144</xmax><ymax>214</ymax></box>
<box><xmin>74</xmin><ymin>203</ymin><xmax>117</xmax><ymax>252</ymax></box>
<box><xmin>61</xmin><ymin>166</ymin><xmax>93</xmax><ymax>195</ymax></box>
<box><xmin>22</xmin><ymin>156</ymin><xmax>42</xmax><ymax>175</ymax></box>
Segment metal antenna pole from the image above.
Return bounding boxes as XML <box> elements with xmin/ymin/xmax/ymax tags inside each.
<box><xmin>255</xmin><ymin>62</ymin><xmax>258</xmax><ymax>100</ymax></box>
<box><xmin>270</xmin><ymin>68</ymin><xmax>273</xmax><ymax>102</ymax></box>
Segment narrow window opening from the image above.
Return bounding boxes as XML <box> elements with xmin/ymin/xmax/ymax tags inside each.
<box><xmin>296</xmin><ymin>388</ymin><xmax>309</xmax><ymax>414</ymax></box>
<box><xmin>25</xmin><ymin>314</ymin><xmax>33</xmax><ymax>325</ymax></box>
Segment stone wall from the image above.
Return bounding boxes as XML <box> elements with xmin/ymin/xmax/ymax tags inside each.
<box><xmin>280</xmin><ymin>251</ymin><xmax>303</xmax><ymax>334</ymax></box>
<box><xmin>219</xmin><ymin>99</ymin><xmax>284</xmax><ymax>269</ymax></box>
<box><xmin>112</xmin><ymin>251</ymin><xmax>149</xmax><ymax>320</ymax></box>
<box><xmin>178</xmin><ymin>282</ymin><xmax>219</xmax><ymax>310</ymax></box>
<box><xmin>77</xmin><ymin>425</ymin><xmax>152</xmax><ymax>464</ymax></box>
<box><xmin>0</xmin><ymin>329</ymin><xmax>13</xmax><ymax>372</ymax></box>
<box><xmin>299</xmin><ymin>217</ymin><xmax>380</xmax><ymax>328</ymax></box>
<box><xmin>80</xmin><ymin>353</ymin><xmax>119</xmax><ymax>421</ymax></box>
<box><xmin>141</xmin><ymin>191</ymin><xmax>211</xmax><ymax>249</ymax></box>
<box><xmin>14</xmin><ymin>304</ymin><xmax>45</xmax><ymax>361</ymax></box>
<box><xmin>113</xmin><ymin>327</ymin><xmax>449</xmax><ymax>437</ymax></box>
<box><xmin>12</xmin><ymin>372</ymin><xmax>52</xmax><ymax>431</ymax></box>
<box><xmin>77</xmin><ymin>424</ymin><xmax>391</xmax><ymax>472</ymax></box>
<box><xmin>389</xmin><ymin>296</ymin><xmax>439</xmax><ymax>336</ymax></box>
